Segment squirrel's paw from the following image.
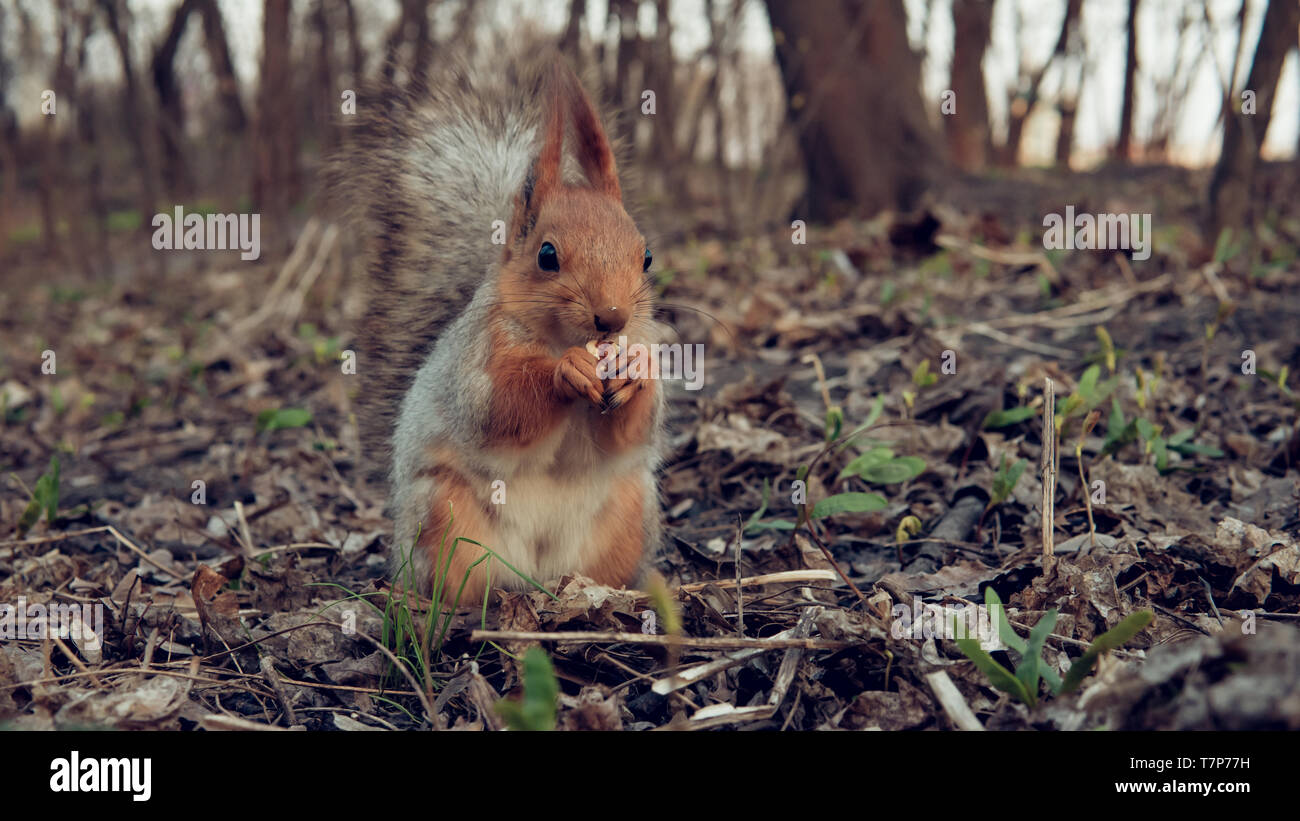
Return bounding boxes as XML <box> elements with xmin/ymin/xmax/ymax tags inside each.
<box><xmin>601</xmin><ymin>376</ymin><xmax>645</xmax><ymax>413</ymax></box>
<box><xmin>554</xmin><ymin>347</ymin><xmax>604</xmax><ymax>406</ymax></box>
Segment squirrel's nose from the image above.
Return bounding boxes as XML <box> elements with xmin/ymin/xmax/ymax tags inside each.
<box><xmin>593</xmin><ymin>306</ymin><xmax>627</xmax><ymax>334</ymax></box>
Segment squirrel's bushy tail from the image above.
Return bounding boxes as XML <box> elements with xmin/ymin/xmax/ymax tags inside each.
<box><xmin>327</xmin><ymin>56</ymin><xmax>555</xmax><ymax>480</ymax></box>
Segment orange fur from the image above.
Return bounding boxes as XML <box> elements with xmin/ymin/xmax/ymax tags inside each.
<box><xmin>579</xmin><ymin>475</ymin><xmax>646</xmax><ymax>587</ymax></box>
<box><xmin>417</xmin><ymin>467</ymin><xmax>498</xmax><ymax>605</ymax></box>
<box><xmin>483</xmin><ymin>323</ymin><xmax>569</xmax><ymax>448</ymax></box>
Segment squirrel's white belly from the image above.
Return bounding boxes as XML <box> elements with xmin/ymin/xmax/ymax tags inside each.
<box><xmin>478</xmin><ymin>408</ymin><xmax>640</xmax><ymax>584</ymax></box>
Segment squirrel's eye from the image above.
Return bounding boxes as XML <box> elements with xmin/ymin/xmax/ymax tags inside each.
<box><xmin>538</xmin><ymin>242</ymin><xmax>559</xmax><ymax>272</ymax></box>
<box><xmin>643</xmin><ymin>248</ymin><xmax>652</xmax><ymax>272</ymax></box>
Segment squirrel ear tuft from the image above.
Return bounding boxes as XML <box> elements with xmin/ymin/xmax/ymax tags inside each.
<box><xmin>509</xmin><ymin>68</ymin><xmax>566</xmax><ymax>245</ymax></box>
<box><xmin>553</xmin><ymin>60</ymin><xmax>621</xmax><ymax>201</ymax></box>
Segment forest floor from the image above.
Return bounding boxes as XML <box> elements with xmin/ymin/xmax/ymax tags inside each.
<box><xmin>2</xmin><ymin>163</ymin><xmax>1300</xmax><ymax>731</ymax></box>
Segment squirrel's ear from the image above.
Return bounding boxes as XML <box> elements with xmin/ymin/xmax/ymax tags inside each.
<box><xmin>555</xmin><ymin>61</ymin><xmax>621</xmax><ymax>201</ymax></box>
<box><xmin>509</xmin><ymin>68</ymin><xmax>566</xmax><ymax>246</ymax></box>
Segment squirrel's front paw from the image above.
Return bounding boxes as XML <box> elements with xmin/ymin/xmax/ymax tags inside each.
<box><xmin>601</xmin><ymin>376</ymin><xmax>645</xmax><ymax>412</ymax></box>
<box><xmin>554</xmin><ymin>347</ymin><xmax>604</xmax><ymax>405</ymax></box>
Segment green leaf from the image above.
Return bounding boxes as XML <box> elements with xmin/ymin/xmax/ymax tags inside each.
<box><xmin>1106</xmin><ymin>397</ymin><xmax>1126</xmax><ymax>441</ymax></box>
<box><xmin>983</xmin><ymin>406</ymin><xmax>1037</xmax><ymax>428</ymax></box>
<box><xmin>256</xmin><ymin>407</ymin><xmax>313</xmax><ymax>433</ymax></box>
<box><xmin>989</xmin><ymin>457</ymin><xmax>1027</xmax><ymax>506</ymax></box>
<box><xmin>744</xmin><ymin>479</ymin><xmax>798</xmax><ymax>533</ymax></box>
<box><xmin>1015</xmin><ymin>609</ymin><xmax>1057</xmax><ymax>700</ymax></box>
<box><xmin>1060</xmin><ymin>611</ymin><xmax>1154</xmax><ymax>694</ymax></box>
<box><xmin>746</xmin><ymin>519</ymin><xmax>796</xmax><ymax>531</ymax></box>
<box><xmin>1152</xmin><ymin>435</ymin><xmax>1169</xmax><ymax>472</ymax></box>
<box><xmin>494</xmin><ymin>646</ymin><xmax>558</xmax><ymax>731</ymax></box>
<box><xmin>824</xmin><ymin>406</ymin><xmax>844</xmax><ymax>442</ymax></box>
<box><xmin>18</xmin><ymin>455</ymin><xmax>61</xmax><ymax>535</ymax></box>
<box><xmin>955</xmin><ymin>636</ymin><xmax>1032</xmax><ymax>705</ymax></box>
<box><xmin>859</xmin><ymin>456</ymin><xmax>925</xmax><ymax>484</ymax></box>
<box><xmin>812</xmin><ymin>492</ymin><xmax>887</xmax><ymax>518</ymax></box>
<box><xmin>1166</xmin><ymin>428</ymin><xmax>1194</xmax><ymax>446</ymax></box>
<box><xmin>838</xmin><ymin>447</ymin><xmax>894</xmax><ymax>479</ymax></box>
<box><xmin>1168</xmin><ymin>440</ymin><xmax>1224</xmax><ymax>458</ymax></box>
<box><xmin>1135</xmin><ymin>417</ymin><xmax>1154</xmax><ymax>442</ymax></box>
<box><xmin>985</xmin><ymin>587</ymin><xmax>1026</xmax><ymax>654</ymax></box>
<box><xmin>1077</xmin><ymin>365</ymin><xmax>1100</xmax><ymax>401</ymax></box>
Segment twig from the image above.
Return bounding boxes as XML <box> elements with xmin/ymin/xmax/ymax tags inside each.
<box><xmin>234</xmin><ymin>500</ymin><xmax>255</xmax><ymax>558</ymax></box>
<box><xmin>1041</xmin><ymin>378</ymin><xmax>1057</xmax><ymax>569</ymax></box>
<box><xmin>925</xmin><ymin>670</ymin><xmax>984</xmax><ymax>731</ymax></box>
<box><xmin>733</xmin><ymin>517</ymin><xmax>744</xmax><ymax>637</ymax></box>
<box><xmin>469</xmin><ymin>629</ymin><xmax>852</xmax><ymax>651</ymax></box>
<box><xmin>675</xmin><ymin>569</ymin><xmax>838</xmax><ymax>593</ymax></box>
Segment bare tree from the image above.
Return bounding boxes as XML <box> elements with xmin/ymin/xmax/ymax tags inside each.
<box><xmin>196</xmin><ymin>0</ymin><xmax>246</xmax><ymax>133</ymax></box>
<box><xmin>101</xmin><ymin>0</ymin><xmax>161</xmax><ymax>234</ymax></box>
<box><xmin>252</xmin><ymin>0</ymin><xmax>298</xmax><ymax>240</ymax></box>
<box><xmin>1114</xmin><ymin>0</ymin><xmax>1139</xmax><ymax>163</ymax></box>
<box><xmin>1000</xmin><ymin>0</ymin><xmax>1081</xmax><ymax>166</ymax></box>
<box><xmin>946</xmin><ymin>0</ymin><xmax>993</xmax><ymax>171</ymax></box>
<box><xmin>1207</xmin><ymin>0</ymin><xmax>1300</xmax><ymax>235</ymax></box>
<box><xmin>152</xmin><ymin>0</ymin><xmax>200</xmax><ymax>195</ymax></box>
<box><xmin>765</xmin><ymin>0</ymin><xmax>938</xmax><ymax>219</ymax></box>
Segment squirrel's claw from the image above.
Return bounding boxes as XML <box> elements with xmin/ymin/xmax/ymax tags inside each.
<box><xmin>555</xmin><ymin>346</ymin><xmax>605</xmax><ymax>406</ymax></box>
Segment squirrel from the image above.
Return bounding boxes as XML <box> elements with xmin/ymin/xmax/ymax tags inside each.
<box><xmin>331</xmin><ymin>54</ymin><xmax>666</xmax><ymax>603</ymax></box>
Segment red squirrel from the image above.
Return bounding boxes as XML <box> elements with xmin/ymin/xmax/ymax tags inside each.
<box><xmin>335</xmin><ymin>56</ymin><xmax>665</xmax><ymax>603</ymax></box>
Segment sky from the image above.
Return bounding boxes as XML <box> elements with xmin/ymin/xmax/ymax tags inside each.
<box><xmin>19</xmin><ymin>0</ymin><xmax>1300</xmax><ymax>167</ymax></box>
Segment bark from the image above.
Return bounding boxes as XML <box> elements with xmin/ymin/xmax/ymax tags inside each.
<box><xmin>313</xmin><ymin>0</ymin><xmax>335</xmax><ymax>152</ymax></box>
<box><xmin>1207</xmin><ymin>0</ymin><xmax>1300</xmax><ymax>235</ymax></box>
<box><xmin>0</xmin><ymin>1</ymin><xmax>14</xmax><ymax>260</ymax></box>
<box><xmin>1001</xmin><ymin>0</ymin><xmax>1080</xmax><ymax>166</ymax></box>
<box><xmin>945</xmin><ymin>0</ymin><xmax>993</xmax><ymax>171</ymax></box>
<box><xmin>1114</xmin><ymin>0</ymin><xmax>1139</xmax><ymax>163</ymax></box>
<box><xmin>562</xmin><ymin>0</ymin><xmax>586</xmax><ymax>57</ymax></box>
<box><xmin>765</xmin><ymin>0</ymin><xmax>938</xmax><ymax>220</ymax></box>
<box><xmin>152</xmin><ymin>0</ymin><xmax>199</xmax><ymax>194</ymax></box>
<box><xmin>195</xmin><ymin>0</ymin><xmax>246</xmax><ymax>132</ymax></box>
<box><xmin>100</xmin><ymin>0</ymin><xmax>160</xmax><ymax>234</ymax></box>
<box><xmin>340</xmin><ymin>0</ymin><xmax>364</xmax><ymax>82</ymax></box>
<box><xmin>252</xmin><ymin>0</ymin><xmax>297</xmax><ymax>238</ymax></box>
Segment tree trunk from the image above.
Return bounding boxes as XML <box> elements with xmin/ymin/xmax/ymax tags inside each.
<box><xmin>1207</xmin><ymin>0</ymin><xmax>1300</xmax><ymax>236</ymax></box>
<box><xmin>152</xmin><ymin>0</ymin><xmax>199</xmax><ymax>195</ymax></box>
<box><xmin>1000</xmin><ymin>0</ymin><xmax>1080</xmax><ymax>166</ymax></box>
<box><xmin>195</xmin><ymin>0</ymin><xmax>246</xmax><ymax>133</ymax></box>
<box><xmin>562</xmin><ymin>0</ymin><xmax>586</xmax><ymax>58</ymax></box>
<box><xmin>340</xmin><ymin>0</ymin><xmax>364</xmax><ymax>83</ymax></box>
<box><xmin>252</xmin><ymin>0</ymin><xmax>297</xmax><ymax>245</ymax></box>
<box><xmin>945</xmin><ymin>0</ymin><xmax>993</xmax><ymax>171</ymax></box>
<box><xmin>765</xmin><ymin>0</ymin><xmax>938</xmax><ymax>220</ymax></box>
<box><xmin>1113</xmin><ymin>0</ymin><xmax>1139</xmax><ymax>163</ymax></box>
<box><xmin>100</xmin><ymin>0</ymin><xmax>159</xmax><ymax>235</ymax></box>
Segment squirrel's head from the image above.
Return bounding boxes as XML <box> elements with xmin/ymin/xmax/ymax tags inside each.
<box><xmin>498</xmin><ymin>61</ymin><xmax>652</xmax><ymax>352</ymax></box>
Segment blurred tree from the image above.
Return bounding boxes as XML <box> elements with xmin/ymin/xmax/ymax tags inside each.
<box><xmin>1000</xmin><ymin>0</ymin><xmax>1080</xmax><ymax>166</ymax></box>
<box><xmin>100</xmin><ymin>0</ymin><xmax>159</xmax><ymax>236</ymax></box>
<box><xmin>1113</xmin><ymin>0</ymin><xmax>1139</xmax><ymax>163</ymax></box>
<box><xmin>382</xmin><ymin>0</ymin><xmax>432</xmax><ymax>83</ymax></box>
<box><xmin>1207</xmin><ymin>0</ymin><xmax>1300</xmax><ymax>235</ymax></box>
<box><xmin>153</xmin><ymin>0</ymin><xmax>201</xmax><ymax>194</ymax></box>
<box><xmin>0</xmin><ymin>1</ymin><xmax>14</xmax><ymax>261</ymax></box>
<box><xmin>765</xmin><ymin>0</ymin><xmax>938</xmax><ymax>220</ymax></box>
<box><xmin>252</xmin><ymin>0</ymin><xmax>298</xmax><ymax>238</ymax></box>
<box><xmin>946</xmin><ymin>0</ymin><xmax>993</xmax><ymax>171</ymax></box>
<box><xmin>561</xmin><ymin>0</ymin><xmax>587</xmax><ymax>58</ymax></box>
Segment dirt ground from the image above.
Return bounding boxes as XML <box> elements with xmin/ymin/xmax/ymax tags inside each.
<box><xmin>2</xmin><ymin>164</ymin><xmax>1299</xmax><ymax>731</ymax></box>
